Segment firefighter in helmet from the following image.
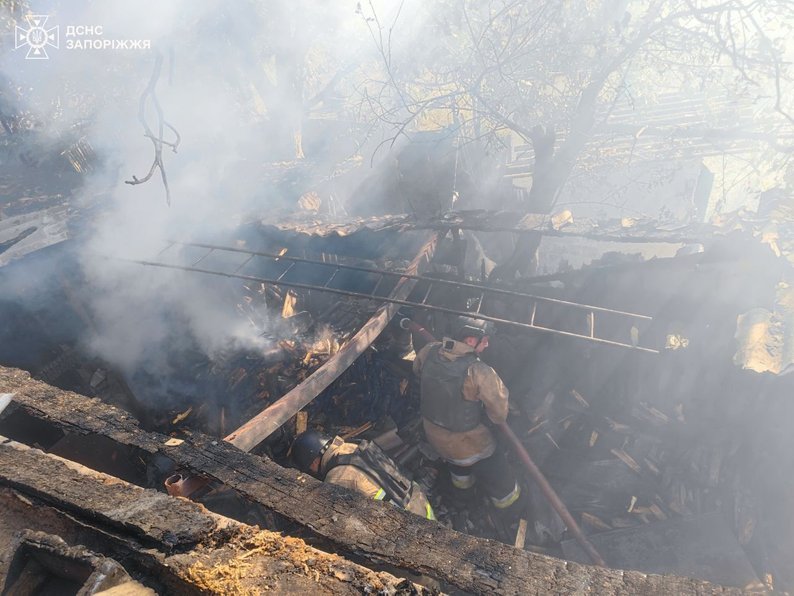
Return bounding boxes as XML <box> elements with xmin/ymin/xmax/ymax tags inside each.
<box><xmin>289</xmin><ymin>430</ymin><xmax>435</xmax><ymax>520</ymax></box>
<box><xmin>413</xmin><ymin>316</ymin><xmax>521</xmax><ymax>512</ymax></box>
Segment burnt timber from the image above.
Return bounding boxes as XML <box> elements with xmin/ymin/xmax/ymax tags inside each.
<box><xmin>227</xmin><ymin>232</ymin><xmax>438</xmax><ymax>450</ymax></box>
<box><xmin>0</xmin><ymin>437</ymin><xmax>424</xmax><ymax>594</ymax></box>
<box><xmin>0</xmin><ymin>366</ymin><xmax>739</xmax><ymax>595</ymax></box>
<box><xmin>254</xmin><ymin>210</ymin><xmax>724</xmax><ymax>244</ymax></box>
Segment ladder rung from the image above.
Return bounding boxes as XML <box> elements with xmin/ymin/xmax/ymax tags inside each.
<box><xmin>475</xmin><ymin>291</ymin><xmax>486</xmax><ymax>314</ymax></box>
<box><xmin>276</xmin><ymin>262</ymin><xmax>296</xmax><ymax>282</ymax></box>
<box><xmin>419</xmin><ymin>281</ymin><xmax>434</xmax><ymax>305</ymax></box>
<box><xmin>191</xmin><ymin>248</ymin><xmax>214</xmax><ymax>267</ymax></box>
<box><xmin>530</xmin><ymin>301</ymin><xmax>538</xmax><ymax>326</ymax></box>
<box><xmin>588</xmin><ymin>312</ymin><xmax>595</xmax><ymax>338</ymax></box>
<box><xmin>370</xmin><ymin>273</ymin><xmax>386</xmax><ymax>296</ymax></box>
<box><xmin>157</xmin><ymin>241</ymin><xmax>175</xmax><ymax>256</ymax></box>
<box><xmin>233</xmin><ymin>254</ymin><xmax>256</xmax><ymax>274</ymax></box>
<box><xmin>323</xmin><ymin>267</ymin><xmax>341</xmax><ymax>288</ymax></box>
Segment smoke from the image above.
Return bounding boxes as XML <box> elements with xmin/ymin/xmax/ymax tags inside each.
<box><xmin>0</xmin><ymin>0</ymin><xmax>371</xmax><ymax>376</ymax></box>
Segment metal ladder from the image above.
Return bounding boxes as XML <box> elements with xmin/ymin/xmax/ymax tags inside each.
<box><xmin>123</xmin><ymin>240</ymin><xmax>658</xmax><ymax>354</ymax></box>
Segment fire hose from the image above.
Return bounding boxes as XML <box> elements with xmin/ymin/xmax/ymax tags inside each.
<box><xmin>399</xmin><ymin>317</ymin><xmax>607</xmax><ymax>567</ymax></box>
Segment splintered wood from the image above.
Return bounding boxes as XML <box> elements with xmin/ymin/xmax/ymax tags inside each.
<box><xmin>514</xmin><ymin>519</ymin><xmax>528</xmax><ymax>549</ymax></box>
<box><xmin>295</xmin><ymin>411</ymin><xmax>308</xmax><ymax>435</ymax></box>
<box><xmin>582</xmin><ymin>513</ymin><xmax>611</xmax><ymax>531</ymax></box>
<box><xmin>184</xmin><ymin>529</ymin><xmax>410</xmax><ymax>596</ymax></box>
<box><xmin>610</xmin><ymin>449</ymin><xmax>642</xmax><ymax>474</ymax></box>
<box><xmin>282</xmin><ymin>291</ymin><xmax>297</xmax><ymax>318</ymax></box>
<box><xmin>514</xmin><ymin>375</ymin><xmax>762</xmax><ymax>573</ymax></box>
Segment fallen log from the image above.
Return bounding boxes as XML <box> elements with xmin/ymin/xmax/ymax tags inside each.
<box><xmin>0</xmin><ymin>367</ymin><xmax>739</xmax><ymax>595</ymax></box>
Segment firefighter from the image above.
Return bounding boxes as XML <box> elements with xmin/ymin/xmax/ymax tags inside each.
<box><xmin>289</xmin><ymin>430</ymin><xmax>435</xmax><ymax>520</ymax></box>
<box><xmin>413</xmin><ymin>316</ymin><xmax>521</xmax><ymax>513</ymax></box>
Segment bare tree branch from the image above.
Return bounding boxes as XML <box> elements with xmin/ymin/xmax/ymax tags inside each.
<box><xmin>125</xmin><ymin>51</ymin><xmax>181</xmax><ymax>206</ymax></box>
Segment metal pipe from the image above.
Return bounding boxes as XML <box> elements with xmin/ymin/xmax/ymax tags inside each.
<box><xmin>164</xmin><ymin>472</ymin><xmax>209</xmax><ymax>498</ymax></box>
<box><xmin>402</xmin><ymin>320</ymin><xmax>607</xmax><ymax>567</ymax></box>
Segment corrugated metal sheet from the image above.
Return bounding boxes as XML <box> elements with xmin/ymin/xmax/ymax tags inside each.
<box><xmin>0</xmin><ymin>204</ymin><xmax>72</xmax><ymax>267</ymax></box>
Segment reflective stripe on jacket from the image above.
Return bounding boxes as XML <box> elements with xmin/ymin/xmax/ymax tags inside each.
<box><xmin>321</xmin><ymin>439</ymin><xmax>435</xmax><ymax>519</ymax></box>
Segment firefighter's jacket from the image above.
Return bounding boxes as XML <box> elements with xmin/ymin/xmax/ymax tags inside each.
<box><xmin>414</xmin><ymin>340</ymin><xmax>509</xmax><ymax>466</ymax></box>
<box><xmin>319</xmin><ymin>438</ymin><xmax>435</xmax><ymax>519</ymax></box>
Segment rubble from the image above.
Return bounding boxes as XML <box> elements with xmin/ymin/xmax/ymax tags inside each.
<box><xmin>0</xmin><ymin>131</ymin><xmax>791</xmax><ymax>591</ymax></box>
<box><xmin>0</xmin><ymin>367</ymin><xmax>742</xmax><ymax>595</ymax></box>
<box><xmin>254</xmin><ymin>209</ymin><xmax>722</xmax><ymax>243</ymax></box>
<box><xmin>1</xmin><ymin>3</ymin><xmax>793</xmax><ymax>592</ymax></box>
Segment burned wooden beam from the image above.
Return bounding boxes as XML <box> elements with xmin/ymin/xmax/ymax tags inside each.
<box><xmin>3</xmin><ymin>530</ymin><xmax>152</xmax><ymax>595</ymax></box>
<box><xmin>256</xmin><ymin>210</ymin><xmax>723</xmax><ymax>244</ymax></box>
<box><xmin>226</xmin><ymin>232</ymin><xmax>439</xmax><ymax>450</ymax></box>
<box><xmin>0</xmin><ymin>437</ymin><xmax>216</xmax><ymax>554</ymax></box>
<box><xmin>0</xmin><ymin>437</ymin><xmax>427</xmax><ymax>595</ymax></box>
<box><xmin>0</xmin><ymin>368</ymin><xmax>739</xmax><ymax>595</ymax></box>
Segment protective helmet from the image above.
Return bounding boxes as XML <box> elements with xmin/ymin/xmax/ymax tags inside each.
<box><xmin>289</xmin><ymin>430</ymin><xmax>332</xmax><ymax>474</ymax></box>
<box><xmin>451</xmin><ymin>316</ymin><xmax>494</xmax><ymax>341</ymax></box>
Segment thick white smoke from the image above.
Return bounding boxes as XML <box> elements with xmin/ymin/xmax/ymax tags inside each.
<box><xmin>0</xmin><ymin>0</ymin><xmax>376</xmax><ymax>374</ymax></box>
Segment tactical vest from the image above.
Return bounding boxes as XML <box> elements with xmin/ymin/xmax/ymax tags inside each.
<box><xmin>420</xmin><ymin>346</ymin><xmax>482</xmax><ymax>432</ymax></box>
<box><xmin>324</xmin><ymin>440</ymin><xmax>414</xmax><ymax>509</ymax></box>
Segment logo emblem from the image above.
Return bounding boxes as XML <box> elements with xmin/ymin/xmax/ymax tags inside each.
<box><xmin>15</xmin><ymin>15</ymin><xmax>59</xmax><ymax>59</ymax></box>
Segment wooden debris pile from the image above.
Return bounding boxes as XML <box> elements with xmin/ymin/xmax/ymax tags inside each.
<box><xmin>512</xmin><ymin>384</ymin><xmax>770</xmax><ymax>587</ymax></box>
<box><xmin>0</xmin><ymin>366</ymin><xmax>739</xmax><ymax>595</ymax></box>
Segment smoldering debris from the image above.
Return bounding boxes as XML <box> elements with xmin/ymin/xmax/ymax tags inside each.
<box><xmin>0</xmin><ymin>0</ymin><xmax>793</xmax><ymax>592</ymax></box>
<box><xmin>1</xmin><ymin>206</ymin><xmax>793</xmax><ymax>589</ymax></box>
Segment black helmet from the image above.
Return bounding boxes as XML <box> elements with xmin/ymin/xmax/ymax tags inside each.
<box><xmin>452</xmin><ymin>316</ymin><xmax>494</xmax><ymax>341</ymax></box>
<box><xmin>290</xmin><ymin>430</ymin><xmax>332</xmax><ymax>474</ymax></box>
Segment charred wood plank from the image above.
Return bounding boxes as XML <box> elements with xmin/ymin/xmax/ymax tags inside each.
<box><xmin>3</xmin><ymin>530</ymin><xmax>150</xmax><ymax>595</ymax></box>
<box><xmin>0</xmin><ymin>436</ymin><xmax>216</xmax><ymax>553</ymax></box>
<box><xmin>225</xmin><ymin>232</ymin><xmax>438</xmax><ymax>451</ymax></box>
<box><xmin>0</xmin><ymin>438</ymin><xmax>427</xmax><ymax>595</ymax></box>
<box><xmin>0</xmin><ymin>368</ymin><xmax>739</xmax><ymax>595</ymax></box>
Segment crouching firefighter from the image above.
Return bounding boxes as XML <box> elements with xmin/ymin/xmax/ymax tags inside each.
<box><xmin>414</xmin><ymin>316</ymin><xmax>522</xmax><ymax>514</ymax></box>
<box><xmin>289</xmin><ymin>430</ymin><xmax>435</xmax><ymax>520</ymax></box>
